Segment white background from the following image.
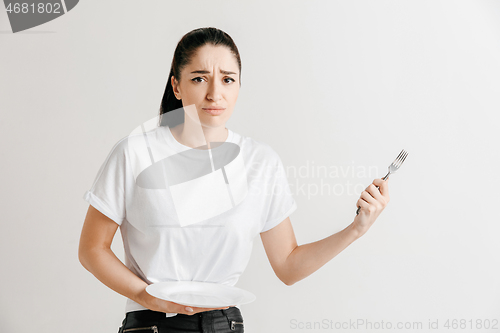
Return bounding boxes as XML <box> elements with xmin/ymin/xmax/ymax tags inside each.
<box><xmin>1</xmin><ymin>1</ymin><xmax>499</xmax><ymax>332</ymax></box>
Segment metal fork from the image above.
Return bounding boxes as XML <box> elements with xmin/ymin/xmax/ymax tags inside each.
<box><xmin>356</xmin><ymin>149</ymin><xmax>408</xmax><ymax>215</ymax></box>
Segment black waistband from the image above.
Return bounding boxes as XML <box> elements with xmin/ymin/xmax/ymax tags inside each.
<box><xmin>126</xmin><ymin>306</ymin><xmax>240</xmax><ymax>321</ymax></box>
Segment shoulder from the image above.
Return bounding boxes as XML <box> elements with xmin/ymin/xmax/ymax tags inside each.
<box><xmin>109</xmin><ymin>135</ymin><xmax>130</xmax><ymax>156</ymax></box>
<box><xmin>99</xmin><ymin>134</ymin><xmax>133</xmax><ymax>165</ymax></box>
<box><xmin>111</xmin><ymin>125</ymin><xmax>163</xmax><ymax>158</ymax></box>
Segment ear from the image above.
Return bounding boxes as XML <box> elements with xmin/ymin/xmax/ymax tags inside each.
<box><xmin>171</xmin><ymin>76</ymin><xmax>181</xmax><ymax>100</ymax></box>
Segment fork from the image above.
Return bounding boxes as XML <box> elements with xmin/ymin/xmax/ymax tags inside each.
<box><xmin>356</xmin><ymin>149</ymin><xmax>408</xmax><ymax>215</ymax></box>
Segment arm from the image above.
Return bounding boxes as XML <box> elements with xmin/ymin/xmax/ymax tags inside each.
<box><xmin>78</xmin><ymin>205</ymin><xmax>229</xmax><ymax>315</ymax></box>
<box><xmin>260</xmin><ymin>178</ymin><xmax>389</xmax><ymax>286</ymax></box>
<box><xmin>260</xmin><ymin>217</ymin><xmax>359</xmax><ymax>286</ymax></box>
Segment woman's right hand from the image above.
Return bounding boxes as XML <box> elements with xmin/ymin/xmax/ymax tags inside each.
<box><xmin>136</xmin><ymin>286</ymin><xmax>233</xmax><ymax>316</ymax></box>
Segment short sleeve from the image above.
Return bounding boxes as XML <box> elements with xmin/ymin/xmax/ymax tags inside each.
<box><xmin>82</xmin><ymin>138</ymin><xmax>128</xmax><ymax>225</ymax></box>
<box><xmin>260</xmin><ymin>154</ymin><xmax>297</xmax><ymax>233</ymax></box>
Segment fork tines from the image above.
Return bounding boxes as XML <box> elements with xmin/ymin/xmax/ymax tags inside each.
<box><xmin>394</xmin><ymin>149</ymin><xmax>408</xmax><ymax>168</ymax></box>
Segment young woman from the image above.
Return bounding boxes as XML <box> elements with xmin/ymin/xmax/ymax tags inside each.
<box><xmin>79</xmin><ymin>27</ymin><xmax>389</xmax><ymax>333</ymax></box>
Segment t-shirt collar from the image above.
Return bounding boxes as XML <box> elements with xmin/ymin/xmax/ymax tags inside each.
<box><xmin>161</xmin><ymin>125</ymin><xmax>235</xmax><ymax>153</ymax></box>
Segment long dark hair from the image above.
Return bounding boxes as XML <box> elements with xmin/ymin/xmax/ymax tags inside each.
<box><xmin>159</xmin><ymin>27</ymin><xmax>242</xmax><ymax>127</ymax></box>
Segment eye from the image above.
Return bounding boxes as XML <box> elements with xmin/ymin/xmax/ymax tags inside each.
<box><xmin>191</xmin><ymin>77</ymin><xmax>204</xmax><ymax>83</ymax></box>
<box><xmin>224</xmin><ymin>77</ymin><xmax>235</xmax><ymax>84</ymax></box>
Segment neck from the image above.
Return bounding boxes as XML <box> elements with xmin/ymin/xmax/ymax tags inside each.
<box><xmin>171</xmin><ymin>121</ymin><xmax>228</xmax><ymax>150</ymax></box>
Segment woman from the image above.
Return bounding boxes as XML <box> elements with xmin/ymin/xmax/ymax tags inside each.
<box><xmin>79</xmin><ymin>27</ymin><xmax>389</xmax><ymax>333</ymax></box>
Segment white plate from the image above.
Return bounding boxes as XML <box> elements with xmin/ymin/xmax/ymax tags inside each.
<box><xmin>146</xmin><ymin>281</ymin><xmax>256</xmax><ymax>308</ymax></box>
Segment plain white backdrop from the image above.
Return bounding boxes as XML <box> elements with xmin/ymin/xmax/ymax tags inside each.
<box><xmin>1</xmin><ymin>1</ymin><xmax>499</xmax><ymax>332</ymax></box>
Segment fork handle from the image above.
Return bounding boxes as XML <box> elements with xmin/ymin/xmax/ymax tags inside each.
<box><xmin>356</xmin><ymin>172</ymin><xmax>391</xmax><ymax>215</ymax></box>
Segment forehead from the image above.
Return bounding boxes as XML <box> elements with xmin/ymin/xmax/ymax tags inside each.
<box><xmin>186</xmin><ymin>44</ymin><xmax>239</xmax><ymax>72</ymax></box>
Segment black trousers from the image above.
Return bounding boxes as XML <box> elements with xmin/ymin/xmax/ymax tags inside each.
<box><xmin>118</xmin><ymin>307</ymin><xmax>244</xmax><ymax>333</ymax></box>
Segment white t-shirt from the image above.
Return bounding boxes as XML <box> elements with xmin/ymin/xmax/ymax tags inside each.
<box><xmin>83</xmin><ymin>124</ymin><xmax>297</xmax><ymax>316</ymax></box>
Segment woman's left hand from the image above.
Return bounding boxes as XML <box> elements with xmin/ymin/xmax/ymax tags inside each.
<box><xmin>352</xmin><ymin>178</ymin><xmax>390</xmax><ymax>238</ymax></box>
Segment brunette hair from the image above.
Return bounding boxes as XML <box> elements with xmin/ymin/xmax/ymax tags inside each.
<box><xmin>159</xmin><ymin>27</ymin><xmax>241</xmax><ymax>127</ymax></box>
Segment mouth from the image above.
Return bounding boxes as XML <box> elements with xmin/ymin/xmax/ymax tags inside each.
<box><xmin>202</xmin><ymin>107</ymin><xmax>225</xmax><ymax>116</ymax></box>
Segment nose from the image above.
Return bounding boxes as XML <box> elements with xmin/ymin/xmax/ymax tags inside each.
<box><xmin>206</xmin><ymin>79</ymin><xmax>222</xmax><ymax>102</ymax></box>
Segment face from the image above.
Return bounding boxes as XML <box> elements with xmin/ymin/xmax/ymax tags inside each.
<box><xmin>171</xmin><ymin>44</ymin><xmax>240</xmax><ymax>129</ymax></box>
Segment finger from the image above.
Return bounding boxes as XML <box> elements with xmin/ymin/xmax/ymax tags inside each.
<box><xmin>360</xmin><ymin>190</ymin><xmax>377</xmax><ymax>205</ymax></box>
<box><xmin>182</xmin><ymin>306</ymin><xmax>196</xmax><ymax>315</ymax></box>
<box><xmin>372</xmin><ymin>178</ymin><xmax>385</xmax><ymax>187</ymax></box>
<box><xmin>365</xmin><ymin>183</ymin><xmax>384</xmax><ymax>202</ymax></box>
<box><xmin>373</xmin><ymin>178</ymin><xmax>389</xmax><ymax>199</ymax></box>
<box><xmin>191</xmin><ymin>306</ymin><xmax>229</xmax><ymax>314</ymax></box>
<box><xmin>212</xmin><ymin>305</ymin><xmax>231</xmax><ymax>309</ymax></box>
<box><xmin>373</xmin><ymin>178</ymin><xmax>389</xmax><ymax>196</ymax></box>
<box><xmin>356</xmin><ymin>197</ymin><xmax>369</xmax><ymax>212</ymax></box>
<box><xmin>183</xmin><ymin>306</ymin><xmax>215</xmax><ymax>315</ymax></box>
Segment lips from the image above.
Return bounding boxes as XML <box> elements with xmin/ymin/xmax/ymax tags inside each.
<box><xmin>202</xmin><ymin>106</ymin><xmax>225</xmax><ymax>116</ymax></box>
<box><xmin>203</xmin><ymin>106</ymin><xmax>225</xmax><ymax>110</ymax></box>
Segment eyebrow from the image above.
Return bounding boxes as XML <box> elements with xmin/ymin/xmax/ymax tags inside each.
<box><xmin>190</xmin><ymin>69</ymin><xmax>237</xmax><ymax>75</ymax></box>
